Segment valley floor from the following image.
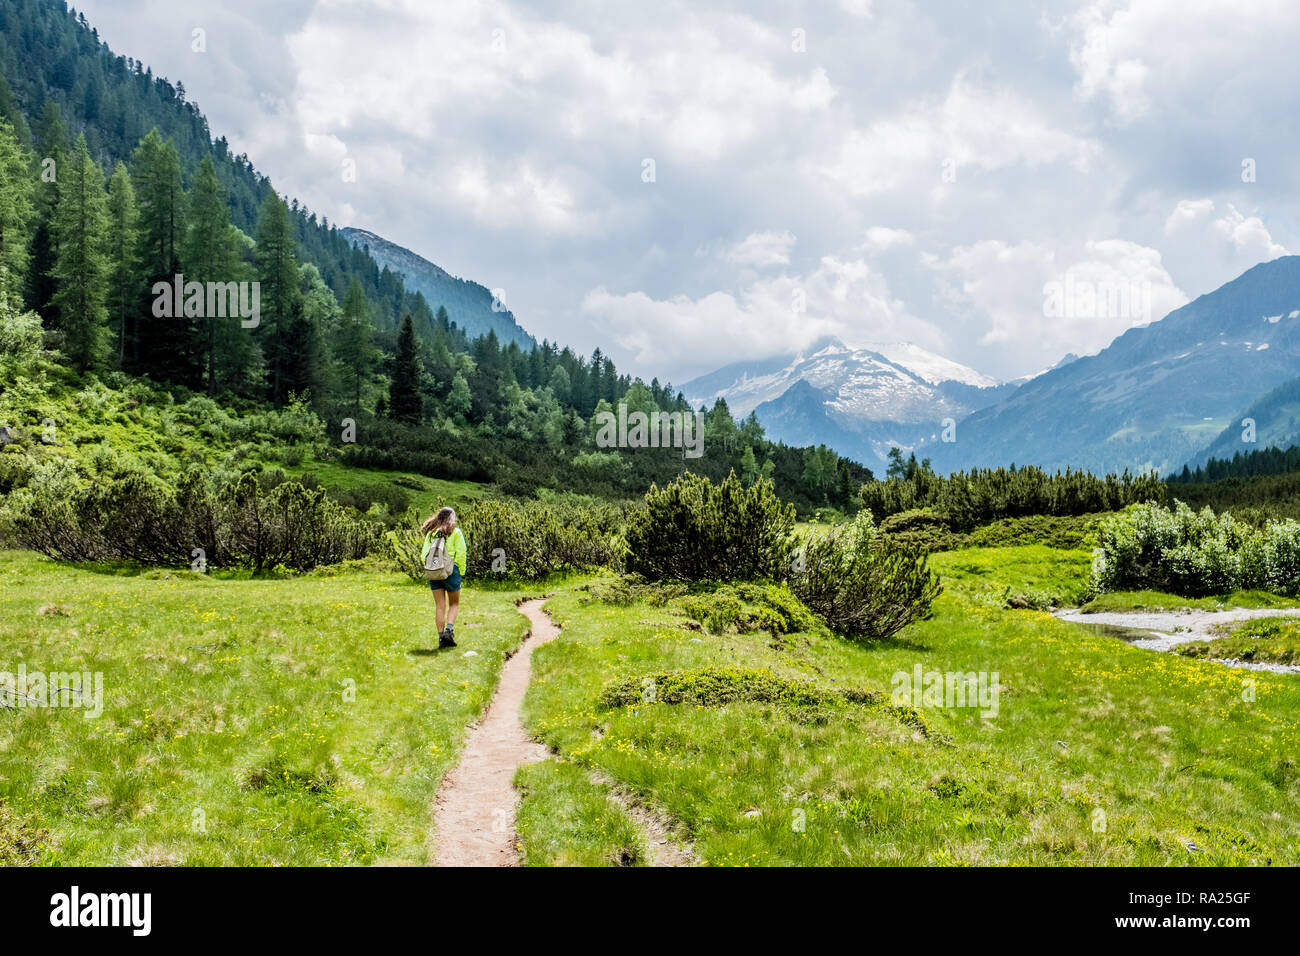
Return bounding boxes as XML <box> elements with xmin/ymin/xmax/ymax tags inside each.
<box><xmin>2</xmin><ymin>545</ymin><xmax>1297</xmax><ymax>866</ymax></box>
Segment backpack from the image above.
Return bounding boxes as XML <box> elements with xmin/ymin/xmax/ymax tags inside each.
<box><xmin>423</xmin><ymin>532</ymin><xmax>455</xmax><ymax>581</ymax></box>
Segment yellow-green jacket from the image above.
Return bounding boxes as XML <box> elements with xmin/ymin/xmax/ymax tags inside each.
<box><xmin>422</xmin><ymin>527</ymin><xmax>467</xmax><ymax>576</ymax></box>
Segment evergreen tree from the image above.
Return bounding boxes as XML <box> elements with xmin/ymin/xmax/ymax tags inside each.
<box><xmin>0</xmin><ymin>118</ymin><xmax>33</xmax><ymax>310</ymax></box>
<box><xmin>254</xmin><ymin>193</ymin><xmax>301</xmax><ymax>403</ymax></box>
<box><xmin>131</xmin><ymin>129</ymin><xmax>190</xmax><ymax>378</ymax></box>
<box><xmin>289</xmin><ymin>263</ymin><xmax>335</xmax><ymax>407</ymax></box>
<box><xmin>183</xmin><ymin>154</ymin><xmax>241</xmax><ymax>393</ymax></box>
<box><xmin>388</xmin><ymin>313</ymin><xmax>423</xmax><ymax>423</ymax></box>
<box><xmin>104</xmin><ymin>161</ymin><xmax>138</xmax><ymax>366</ymax></box>
<box><xmin>24</xmin><ymin>98</ymin><xmax>66</xmax><ymax>322</ymax></box>
<box><xmin>49</xmin><ymin>135</ymin><xmax>110</xmax><ymax>370</ymax></box>
<box><xmin>333</xmin><ymin>276</ymin><xmax>378</xmax><ymax>410</ymax></box>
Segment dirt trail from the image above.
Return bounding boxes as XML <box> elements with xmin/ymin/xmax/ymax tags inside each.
<box><xmin>430</xmin><ymin>597</ymin><xmax>558</xmax><ymax>867</ymax></box>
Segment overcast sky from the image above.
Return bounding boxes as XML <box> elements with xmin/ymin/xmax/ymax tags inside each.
<box><xmin>75</xmin><ymin>0</ymin><xmax>1299</xmax><ymax>385</ymax></box>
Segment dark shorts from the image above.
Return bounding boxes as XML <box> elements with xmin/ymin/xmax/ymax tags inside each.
<box><xmin>428</xmin><ymin>567</ymin><xmax>462</xmax><ymax>592</ymax></box>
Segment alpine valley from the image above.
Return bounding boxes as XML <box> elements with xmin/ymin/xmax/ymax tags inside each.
<box><xmin>685</xmin><ymin>256</ymin><xmax>1300</xmax><ymax>477</ymax></box>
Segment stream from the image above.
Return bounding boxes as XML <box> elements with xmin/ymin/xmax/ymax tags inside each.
<box><xmin>1052</xmin><ymin>607</ymin><xmax>1300</xmax><ymax>674</ymax></box>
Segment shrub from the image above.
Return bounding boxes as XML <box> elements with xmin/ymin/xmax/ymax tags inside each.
<box><xmin>788</xmin><ymin>511</ymin><xmax>941</xmax><ymax>640</ymax></box>
<box><xmin>597</xmin><ymin>666</ymin><xmax>929</xmax><ymax>731</ymax></box>
<box><xmin>877</xmin><ymin>508</ymin><xmax>969</xmax><ymax>553</ymax></box>
<box><xmin>1090</xmin><ymin>500</ymin><xmax>1300</xmax><ymax>597</ymax></box>
<box><xmin>2</xmin><ymin>464</ymin><xmax>380</xmax><ymax>571</ymax></box>
<box><xmin>579</xmin><ymin>575</ymin><xmax>687</xmax><ymax>607</ymax></box>
<box><xmin>326</xmin><ymin>481</ymin><xmax>411</xmax><ymax>524</ymax></box>
<box><xmin>0</xmin><ymin>304</ymin><xmax>44</xmax><ymax>381</ymax></box>
<box><xmin>623</xmin><ymin>472</ymin><xmax>796</xmax><ymax>583</ymax></box>
<box><xmin>678</xmin><ymin>582</ymin><xmax>818</xmax><ymax>635</ymax></box>
<box><xmin>860</xmin><ymin>463</ymin><xmax>1165</xmax><ymax>529</ymax></box>
<box><xmin>597</xmin><ymin>667</ymin><xmax>840</xmax><ymax>723</ymax></box>
<box><xmin>967</xmin><ymin>513</ymin><xmax>1103</xmax><ymax>550</ymax></box>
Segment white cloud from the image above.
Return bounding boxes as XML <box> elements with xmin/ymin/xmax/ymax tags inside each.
<box><xmin>818</xmin><ymin>76</ymin><xmax>1099</xmax><ymax>198</ymax></box>
<box><xmin>932</xmin><ymin>238</ymin><xmax>1187</xmax><ymax>364</ymax></box>
<box><xmin>724</xmin><ymin>231</ymin><xmax>797</xmax><ymax>268</ymax></box>
<box><xmin>1162</xmin><ymin>199</ymin><xmax>1290</xmax><ymax>292</ymax></box>
<box><xmin>862</xmin><ymin>227</ymin><xmax>915</xmax><ymax>252</ymax></box>
<box><xmin>71</xmin><ymin>0</ymin><xmax>1300</xmax><ymax>384</ymax></box>
<box><xmin>580</xmin><ymin>255</ymin><xmax>941</xmax><ymax>380</ymax></box>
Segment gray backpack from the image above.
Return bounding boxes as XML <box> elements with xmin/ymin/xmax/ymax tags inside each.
<box><xmin>423</xmin><ymin>533</ymin><xmax>455</xmax><ymax>581</ymax></box>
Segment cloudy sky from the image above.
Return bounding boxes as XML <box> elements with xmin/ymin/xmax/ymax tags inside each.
<box><xmin>77</xmin><ymin>0</ymin><xmax>1298</xmax><ymax>385</ymax></box>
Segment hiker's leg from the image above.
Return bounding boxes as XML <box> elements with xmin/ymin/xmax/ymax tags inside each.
<box><xmin>447</xmin><ymin>589</ymin><xmax>460</xmax><ymax>628</ymax></box>
<box><xmin>433</xmin><ymin>588</ymin><xmax>447</xmax><ymax>634</ymax></box>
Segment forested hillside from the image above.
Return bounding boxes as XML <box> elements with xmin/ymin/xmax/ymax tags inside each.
<box><xmin>0</xmin><ymin>0</ymin><xmax>870</xmax><ymax>518</ymax></box>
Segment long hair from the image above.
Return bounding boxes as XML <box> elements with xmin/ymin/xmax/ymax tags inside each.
<box><xmin>421</xmin><ymin>507</ymin><xmax>457</xmax><ymax>536</ymax></box>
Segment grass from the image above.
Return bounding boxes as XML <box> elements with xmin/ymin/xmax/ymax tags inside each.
<box><xmin>1178</xmin><ymin>617</ymin><xmax>1300</xmax><ymax>665</ymax></box>
<box><xmin>286</xmin><ymin>456</ymin><xmax>486</xmax><ymax>517</ymax></box>
<box><xmin>520</xmin><ymin>548</ymin><xmax>1300</xmax><ymax>865</ymax></box>
<box><xmin>8</xmin><ymin>538</ymin><xmax>1299</xmax><ymax>867</ymax></box>
<box><xmin>0</xmin><ymin>549</ymin><xmax>534</xmax><ymax>865</ymax></box>
<box><xmin>514</xmin><ymin>760</ymin><xmax>646</xmax><ymax>866</ymax></box>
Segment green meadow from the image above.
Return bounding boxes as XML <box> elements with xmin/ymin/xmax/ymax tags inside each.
<box><xmin>0</xmin><ymin>550</ymin><xmax>535</xmax><ymax>865</ymax></box>
<box><xmin>3</xmin><ymin>542</ymin><xmax>1297</xmax><ymax>866</ymax></box>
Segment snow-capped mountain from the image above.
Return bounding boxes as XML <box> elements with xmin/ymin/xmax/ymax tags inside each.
<box><xmin>682</xmin><ymin>337</ymin><xmax>1012</xmax><ymax>471</ymax></box>
<box><xmin>683</xmin><ymin>336</ymin><xmax>1000</xmax><ymax>419</ymax></box>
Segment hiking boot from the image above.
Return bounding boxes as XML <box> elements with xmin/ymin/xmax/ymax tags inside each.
<box><xmin>438</xmin><ymin>627</ymin><xmax>456</xmax><ymax>649</ymax></box>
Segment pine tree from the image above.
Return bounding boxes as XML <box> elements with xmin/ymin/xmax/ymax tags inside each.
<box><xmin>104</xmin><ymin>161</ymin><xmax>138</xmax><ymax>366</ymax></box>
<box><xmin>49</xmin><ymin>135</ymin><xmax>110</xmax><ymax>371</ymax></box>
<box><xmin>255</xmin><ymin>193</ymin><xmax>301</xmax><ymax>404</ymax></box>
<box><xmin>0</xmin><ymin>118</ymin><xmax>33</xmax><ymax>311</ymax></box>
<box><xmin>183</xmin><ymin>154</ymin><xmax>241</xmax><ymax>393</ymax></box>
<box><xmin>289</xmin><ymin>263</ymin><xmax>335</xmax><ymax>407</ymax></box>
<box><xmin>389</xmin><ymin>313</ymin><xmax>423</xmax><ymax>423</ymax></box>
<box><xmin>333</xmin><ymin>276</ymin><xmax>377</xmax><ymax>410</ymax></box>
<box><xmin>24</xmin><ymin>99</ymin><xmax>67</xmax><ymax>323</ymax></box>
<box><xmin>131</xmin><ymin>129</ymin><xmax>190</xmax><ymax>378</ymax></box>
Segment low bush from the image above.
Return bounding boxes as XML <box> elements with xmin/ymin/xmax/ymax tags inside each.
<box><xmin>598</xmin><ymin>667</ymin><xmax>841</xmax><ymax>724</ymax></box>
<box><xmin>2</xmin><ymin>463</ymin><xmax>380</xmax><ymax>571</ymax></box>
<box><xmin>598</xmin><ymin>666</ymin><xmax>929</xmax><ymax>731</ymax></box>
<box><xmin>967</xmin><ymin>513</ymin><xmax>1103</xmax><ymax>550</ymax></box>
<box><xmin>1091</xmin><ymin>500</ymin><xmax>1300</xmax><ymax>597</ymax></box>
<box><xmin>789</xmin><ymin>511</ymin><xmax>941</xmax><ymax>640</ymax></box>
<box><xmin>623</xmin><ymin>472</ymin><xmax>796</xmax><ymax>583</ymax></box>
<box><xmin>877</xmin><ymin>508</ymin><xmax>969</xmax><ymax>553</ymax></box>
<box><xmin>678</xmin><ymin>582</ymin><xmax>819</xmax><ymax>635</ymax></box>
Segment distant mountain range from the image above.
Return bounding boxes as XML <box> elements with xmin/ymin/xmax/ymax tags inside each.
<box><xmin>921</xmin><ymin>255</ymin><xmax>1300</xmax><ymax>476</ymax></box>
<box><xmin>340</xmin><ymin>227</ymin><xmax>535</xmax><ymax>348</ymax></box>
<box><xmin>683</xmin><ymin>257</ymin><xmax>1300</xmax><ymax>477</ymax></box>
<box><xmin>682</xmin><ymin>337</ymin><xmax>1014</xmax><ymax>470</ymax></box>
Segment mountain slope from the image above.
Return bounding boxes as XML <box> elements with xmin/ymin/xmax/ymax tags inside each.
<box><xmin>1185</xmin><ymin>375</ymin><xmax>1300</xmax><ymax>470</ymax></box>
<box><xmin>0</xmin><ymin>0</ymin><xmax>438</xmax><ymax>333</ymax></box>
<box><xmin>751</xmin><ymin>379</ymin><xmax>934</xmax><ymax>470</ymax></box>
<box><xmin>925</xmin><ymin>255</ymin><xmax>1300</xmax><ymax>476</ymax></box>
<box><xmin>341</xmin><ymin>227</ymin><xmax>534</xmax><ymax>348</ymax></box>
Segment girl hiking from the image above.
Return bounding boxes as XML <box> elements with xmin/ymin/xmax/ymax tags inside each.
<box><xmin>421</xmin><ymin>507</ymin><xmax>467</xmax><ymax>649</ymax></box>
